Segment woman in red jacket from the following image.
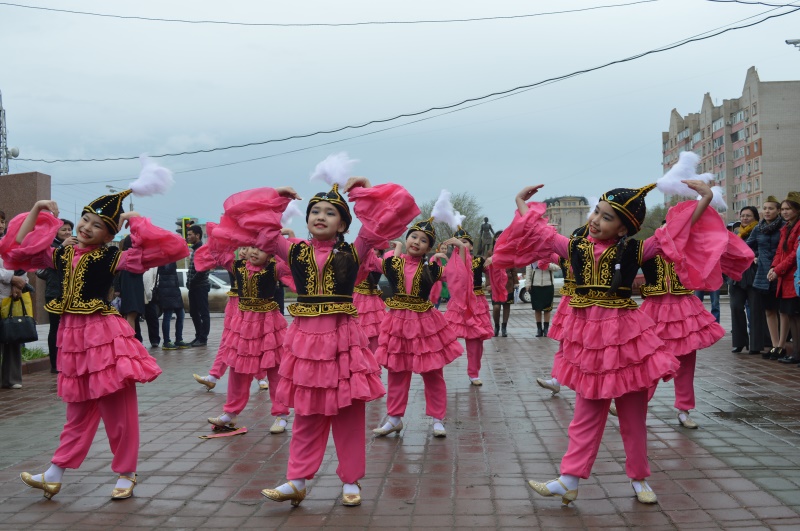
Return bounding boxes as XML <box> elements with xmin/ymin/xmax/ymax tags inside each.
<box><xmin>767</xmin><ymin>192</ymin><xmax>800</xmax><ymax>362</ymax></box>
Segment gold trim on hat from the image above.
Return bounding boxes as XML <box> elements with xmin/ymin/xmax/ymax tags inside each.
<box><xmin>601</xmin><ymin>183</ymin><xmax>655</xmax><ymax>231</ymax></box>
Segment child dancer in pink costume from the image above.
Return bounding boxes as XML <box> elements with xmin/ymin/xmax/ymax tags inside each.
<box><xmin>640</xmin><ymin>241</ymin><xmax>724</xmax><ymax>429</ymax></box>
<box><xmin>0</xmin><ymin>160</ymin><xmax>189</xmax><ymax>500</ymax></box>
<box><xmin>193</xmin><ymin>250</ymin><xmax>244</xmax><ymax>390</ymax></box>
<box><xmin>442</xmin><ymin>226</ymin><xmax>494</xmax><ymax>386</ymax></box>
<box><xmin>195</xmin><ymin>231</ymin><xmax>295</xmax><ymax>434</ymax></box>
<box><xmin>372</xmin><ymin>191</ymin><xmax>464</xmax><ymax>438</ymax></box>
<box><xmin>494</xmin><ymin>176</ymin><xmax>752</xmax><ymax>506</ymax></box>
<box><xmin>353</xmin><ymin>252</ymin><xmax>387</xmax><ymax>354</ymax></box>
<box><xmin>217</xmin><ymin>153</ymin><xmax>417</xmax><ymax>507</ymax></box>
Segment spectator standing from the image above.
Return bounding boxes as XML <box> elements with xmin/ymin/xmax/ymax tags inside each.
<box><xmin>114</xmin><ymin>236</ymin><xmax>146</xmax><ymax>342</ymax></box>
<box><xmin>767</xmin><ymin>192</ymin><xmax>800</xmax><ymax>362</ymax></box>
<box><xmin>186</xmin><ymin>225</ymin><xmax>210</xmax><ymax>347</ymax></box>
<box><xmin>0</xmin><ymin>210</ymin><xmax>28</xmax><ymax>389</ymax></box>
<box><xmin>36</xmin><ymin>219</ymin><xmax>76</xmax><ymax>373</ymax></box>
<box><xmin>747</xmin><ymin>196</ymin><xmax>784</xmax><ymax>358</ymax></box>
<box><xmin>525</xmin><ymin>257</ymin><xmax>560</xmax><ymax>337</ymax></box>
<box><xmin>158</xmin><ymin>262</ymin><xmax>189</xmax><ymax>350</ymax></box>
<box><xmin>729</xmin><ymin>206</ymin><xmax>761</xmax><ymax>353</ymax></box>
<box><xmin>142</xmin><ymin>267</ymin><xmax>160</xmax><ymax>348</ymax></box>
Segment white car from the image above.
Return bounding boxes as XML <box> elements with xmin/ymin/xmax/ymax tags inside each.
<box><xmin>517</xmin><ymin>269</ymin><xmax>565</xmax><ymax>304</ymax></box>
<box><xmin>176</xmin><ymin>269</ymin><xmax>231</xmax><ymax>312</ymax></box>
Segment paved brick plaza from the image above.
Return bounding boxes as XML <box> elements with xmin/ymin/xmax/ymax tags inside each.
<box><xmin>1</xmin><ymin>301</ymin><xmax>800</xmax><ymax>529</ymax></box>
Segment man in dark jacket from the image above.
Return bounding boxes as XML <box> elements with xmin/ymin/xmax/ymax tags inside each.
<box><xmin>186</xmin><ymin>225</ymin><xmax>210</xmax><ymax>347</ymax></box>
<box><xmin>35</xmin><ymin>219</ymin><xmax>76</xmax><ymax>373</ymax></box>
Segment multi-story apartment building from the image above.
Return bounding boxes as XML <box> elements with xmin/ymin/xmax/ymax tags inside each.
<box><xmin>662</xmin><ymin>67</ymin><xmax>799</xmax><ymax>222</ymax></box>
<box><xmin>544</xmin><ymin>196</ymin><xmax>590</xmax><ymax>236</ymax></box>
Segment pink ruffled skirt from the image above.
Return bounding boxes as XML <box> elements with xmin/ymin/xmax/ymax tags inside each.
<box><xmin>57</xmin><ymin>313</ymin><xmax>162</xmax><ymax>403</ymax></box>
<box><xmin>552</xmin><ymin>305</ymin><xmax>680</xmax><ymax>400</ymax></box>
<box><xmin>277</xmin><ymin>314</ymin><xmax>385</xmax><ymax>416</ymax></box>
<box><xmin>376</xmin><ymin>308</ymin><xmax>463</xmax><ymax>373</ymax></box>
<box><xmin>547</xmin><ymin>295</ymin><xmax>573</xmax><ymax>341</ymax></box>
<box><xmin>640</xmin><ymin>293</ymin><xmax>724</xmax><ymax>356</ymax></box>
<box><xmin>217</xmin><ymin>297</ymin><xmax>242</xmax><ymax>363</ymax></box>
<box><xmin>225</xmin><ymin>309</ymin><xmax>287</xmax><ymax>374</ymax></box>
<box><xmin>445</xmin><ymin>294</ymin><xmax>493</xmax><ymax>341</ymax></box>
<box><xmin>353</xmin><ymin>292</ymin><xmax>386</xmax><ymax>340</ymax></box>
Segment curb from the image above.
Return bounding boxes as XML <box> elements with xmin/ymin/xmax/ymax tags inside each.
<box><xmin>22</xmin><ymin>357</ymin><xmax>51</xmax><ymax>375</ymax></box>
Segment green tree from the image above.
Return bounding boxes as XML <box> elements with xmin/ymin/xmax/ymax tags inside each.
<box><xmin>413</xmin><ymin>191</ymin><xmax>484</xmax><ymax>248</ymax></box>
<box><xmin>635</xmin><ymin>203</ymin><xmax>668</xmax><ymax>240</ymax></box>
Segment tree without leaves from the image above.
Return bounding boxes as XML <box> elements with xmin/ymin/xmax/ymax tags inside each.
<box><xmin>412</xmin><ymin>191</ymin><xmax>485</xmax><ymax>249</ymax></box>
<box><xmin>635</xmin><ymin>203</ymin><xmax>668</xmax><ymax>241</ymax></box>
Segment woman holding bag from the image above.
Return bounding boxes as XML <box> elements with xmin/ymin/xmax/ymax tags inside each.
<box><xmin>0</xmin><ymin>210</ymin><xmax>31</xmax><ymax>390</ymax></box>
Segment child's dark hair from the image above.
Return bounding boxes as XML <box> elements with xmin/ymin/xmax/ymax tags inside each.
<box><xmin>120</xmin><ymin>235</ymin><xmax>133</xmax><ymax>251</ymax></box>
<box><xmin>331</xmin><ymin>232</ymin><xmax>356</xmax><ymax>286</ymax></box>
<box><xmin>0</xmin><ymin>210</ymin><xmax>5</xmax><ymax>220</ymax></box>
<box><xmin>607</xmin><ymin>235</ymin><xmax>628</xmax><ymax>296</ymax></box>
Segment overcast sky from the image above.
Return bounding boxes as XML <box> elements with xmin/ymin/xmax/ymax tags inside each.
<box><xmin>2</xmin><ymin>0</ymin><xmax>798</xmax><ymax>237</ymax></box>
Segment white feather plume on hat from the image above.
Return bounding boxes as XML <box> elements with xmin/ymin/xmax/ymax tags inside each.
<box><xmin>656</xmin><ymin>152</ymin><xmax>714</xmax><ymax>199</ymax></box>
<box><xmin>708</xmin><ymin>186</ymin><xmax>727</xmax><ymax>211</ymax></box>
<box><xmin>281</xmin><ymin>200</ymin><xmax>304</xmax><ymax>226</ymax></box>
<box><xmin>430</xmin><ymin>189</ymin><xmax>465</xmax><ymax>230</ymax></box>
<box><xmin>129</xmin><ymin>154</ymin><xmax>175</xmax><ymax>196</ymax></box>
<box><xmin>309</xmin><ymin>152</ymin><xmax>358</xmax><ymax>187</ymax></box>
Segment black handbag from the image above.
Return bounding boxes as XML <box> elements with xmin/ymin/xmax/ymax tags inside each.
<box><xmin>1</xmin><ymin>298</ymin><xmax>39</xmax><ymax>344</ymax></box>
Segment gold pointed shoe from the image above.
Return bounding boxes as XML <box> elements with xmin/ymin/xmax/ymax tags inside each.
<box><xmin>677</xmin><ymin>411</ymin><xmax>698</xmax><ymax>429</ymax></box>
<box><xmin>470</xmin><ymin>378</ymin><xmax>483</xmax><ymax>386</ymax></box>
<box><xmin>372</xmin><ymin>419</ymin><xmax>403</xmax><ymax>437</ymax></box>
<box><xmin>111</xmin><ymin>474</ymin><xmax>137</xmax><ymax>500</ymax></box>
<box><xmin>270</xmin><ymin>417</ymin><xmax>287</xmax><ymax>434</ymax></box>
<box><xmin>258</xmin><ymin>380</ymin><xmax>269</xmax><ymax>390</ymax></box>
<box><xmin>536</xmin><ymin>378</ymin><xmax>560</xmax><ymax>396</ymax></box>
<box><xmin>527</xmin><ymin>479</ymin><xmax>578</xmax><ymax>507</ymax></box>
<box><xmin>262</xmin><ymin>480</ymin><xmax>306</xmax><ymax>507</ymax></box>
<box><xmin>193</xmin><ymin>373</ymin><xmax>216</xmax><ymax>390</ymax></box>
<box><xmin>208</xmin><ymin>416</ymin><xmax>236</xmax><ymax>428</ymax></box>
<box><xmin>433</xmin><ymin>423</ymin><xmax>447</xmax><ymax>438</ymax></box>
<box><xmin>608</xmin><ymin>404</ymin><xmax>618</xmax><ymax>417</ymax></box>
<box><xmin>342</xmin><ymin>482</ymin><xmax>362</xmax><ymax>507</ymax></box>
<box><xmin>631</xmin><ymin>480</ymin><xmax>658</xmax><ymax>504</ymax></box>
<box><xmin>20</xmin><ymin>472</ymin><xmax>61</xmax><ymax>500</ymax></box>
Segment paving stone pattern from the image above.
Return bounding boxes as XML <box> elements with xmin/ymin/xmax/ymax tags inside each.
<box><xmin>1</xmin><ymin>301</ymin><xmax>799</xmax><ymax>529</ymax></box>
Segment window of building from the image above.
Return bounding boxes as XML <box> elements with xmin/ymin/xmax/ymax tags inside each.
<box><xmin>745</xmin><ymin>145</ymin><xmax>750</xmax><ymax>156</ymax></box>
<box><xmin>754</xmin><ymin>158</ymin><xmax>759</xmax><ymax>171</ymax></box>
<box><xmin>733</xmin><ymin>147</ymin><xmax>745</xmax><ymax>159</ymax></box>
<box><xmin>713</xmin><ymin>118</ymin><xmax>725</xmax><ymax>132</ymax></box>
<box><xmin>752</xmin><ymin>122</ymin><xmax>758</xmax><ymax>134</ymax></box>
<box><xmin>754</xmin><ymin>141</ymin><xmax>759</xmax><ymax>152</ymax></box>
<box><xmin>755</xmin><ymin>177</ymin><xmax>759</xmax><ymax>190</ymax></box>
<box><xmin>733</xmin><ymin>164</ymin><xmax>745</xmax><ymax>177</ymax></box>
<box><xmin>752</xmin><ymin>102</ymin><xmax>757</xmax><ymax>115</ymax></box>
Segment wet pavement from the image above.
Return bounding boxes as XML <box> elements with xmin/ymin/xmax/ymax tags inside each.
<box><xmin>1</xmin><ymin>299</ymin><xmax>800</xmax><ymax>530</ymax></box>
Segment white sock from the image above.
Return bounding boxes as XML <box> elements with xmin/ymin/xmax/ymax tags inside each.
<box><xmin>678</xmin><ymin>410</ymin><xmax>691</xmax><ymax>422</ymax></box>
<box><xmin>546</xmin><ymin>377</ymin><xmax>560</xmax><ymax>386</ymax></box>
<box><xmin>470</xmin><ymin>377</ymin><xmax>481</xmax><ymax>382</ymax></box>
<box><xmin>204</xmin><ymin>375</ymin><xmax>218</xmax><ymax>383</ymax></box>
<box><xmin>115</xmin><ymin>472</ymin><xmax>135</xmax><ymax>489</ymax></box>
<box><xmin>546</xmin><ymin>474</ymin><xmax>579</xmax><ymax>494</ymax></box>
<box><xmin>631</xmin><ymin>479</ymin><xmax>653</xmax><ymax>494</ymax></box>
<box><xmin>43</xmin><ymin>464</ymin><xmax>65</xmax><ymax>483</ymax></box>
<box><xmin>219</xmin><ymin>412</ymin><xmax>234</xmax><ymax>424</ymax></box>
<box><xmin>380</xmin><ymin>415</ymin><xmax>401</xmax><ymax>431</ymax></box>
<box><xmin>275</xmin><ymin>417</ymin><xmax>287</xmax><ymax>427</ymax></box>
<box><xmin>258</xmin><ymin>379</ymin><xmax>268</xmax><ymax>386</ymax></box>
<box><xmin>276</xmin><ymin>479</ymin><xmax>305</xmax><ymax>494</ymax></box>
<box><xmin>433</xmin><ymin>418</ymin><xmax>445</xmax><ymax>432</ymax></box>
<box><xmin>343</xmin><ymin>482</ymin><xmax>360</xmax><ymax>495</ymax></box>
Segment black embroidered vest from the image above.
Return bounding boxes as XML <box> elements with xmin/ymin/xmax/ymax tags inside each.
<box><xmin>471</xmin><ymin>256</ymin><xmax>485</xmax><ymax>295</ymax></box>
<box><xmin>287</xmin><ymin>241</ymin><xmax>360</xmax><ymax>317</ymax></box>
<box><xmin>383</xmin><ymin>255</ymin><xmax>441</xmax><ymax>312</ymax></box>
<box><xmin>569</xmin><ymin>237</ymin><xmax>643</xmax><ymax>309</ymax></box>
<box><xmin>226</xmin><ymin>267</ymin><xmax>239</xmax><ymax>297</ymax></box>
<box><xmin>233</xmin><ymin>259</ymin><xmax>280</xmax><ymax>312</ymax></box>
<box><xmin>639</xmin><ymin>255</ymin><xmax>692</xmax><ymax>298</ymax></box>
<box><xmin>45</xmin><ymin>246</ymin><xmax>122</xmax><ymax>316</ymax></box>
<box><xmin>354</xmin><ymin>271</ymin><xmax>383</xmax><ymax>296</ymax></box>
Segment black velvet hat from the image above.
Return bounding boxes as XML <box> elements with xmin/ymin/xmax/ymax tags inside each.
<box><xmin>407</xmin><ymin>217</ymin><xmax>436</xmax><ymax>246</ymax></box>
<box><xmin>306</xmin><ymin>183</ymin><xmax>352</xmax><ymax>231</ymax></box>
<box><xmin>599</xmin><ymin>183</ymin><xmax>656</xmax><ymax>236</ymax></box>
<box><xmin>82</xmin><ymin>189</ymin><xmax>132</xmax><ymax>234</ymax></box>
<box><xmin>452</xmin><ymin>225</ymin><xmax>473</xmax><ymax>244</ymax></box>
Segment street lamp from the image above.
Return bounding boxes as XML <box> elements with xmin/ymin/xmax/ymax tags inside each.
<box><xmin>787</xmin><ymin>39</ymin><xmax>800</xmax><ymax>51</ymax></box>
<box><xmin>106</xmin><ymin>184</ymin><xmax>134</xmax><ymax>210</ymax></box>
<box><xmin>0</xmin><ymin>90</ymin><xmax>20</xmax><ymax>175</ymax></box>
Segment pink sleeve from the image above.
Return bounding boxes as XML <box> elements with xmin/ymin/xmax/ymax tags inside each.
<box><xmin>488</xmin><ymin>263</ymin><xmax>508</xmax><ymax>302</ymax></box>
<box><xmin>193</xmin><ymin>222</ymin><xmax>236</xmax><ymax>272</ymax></box>
<box><xmin>429</xmin><ymin>276</ymin><xmax>443</xmax><ymax>304</ymax></box>
<box><xmin>0</xmin><ymin>211</ymin><xmax>61</xmax><ymax>271</ymax></box>
<box><xmin>652</xmin><ymin>201</ymin><xmax>754</xmax><ymax>290</ymax></box>
<box><xmin>117</xmin><ymin>217</ymin><xmax>191</xmax><ymax>274</ymax></box>
<box><xmin>492</xmin><ymin>203</ymin><xmax>569</xmax><ymax>269</ymax></box>
<box><xmin>349</xmin><ymin>183</ymin><xmax>421</xmax><ymax>244</ymax></box>
<box><xmin>443</xmin><ymin>248</ymin><xmax>472</xmax><ymax>310</ymax></box>
<box><xmin>276</xmin><ymin>260</ymin><xmax>296</xmax><ymax>292</ymax></box>
<box><xmin>355</xmin><ymin>247</ymin><xmax>385</xmax><ymax>285</ymax></box>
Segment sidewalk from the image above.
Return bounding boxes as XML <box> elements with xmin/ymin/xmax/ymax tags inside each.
<box><xmin>1</xmin><ymin>302</ymin><xmax>799</xmax><ymax>529</ymax></box>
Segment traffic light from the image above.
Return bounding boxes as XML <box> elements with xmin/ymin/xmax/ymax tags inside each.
<box><xmin>175</xmin><ymin>217</ymin><xmax>193</xmax><ymax>240</ymax></box>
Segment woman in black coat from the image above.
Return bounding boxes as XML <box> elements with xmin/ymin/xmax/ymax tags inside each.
<box><xmin>158</xmin><ymin>262</ymin><xmax>189</xmax><ymax>349</ymax></box>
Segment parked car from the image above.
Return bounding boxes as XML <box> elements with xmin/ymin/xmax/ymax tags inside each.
<box><xmin>518</xmin><ymin>269</ymin><xmax>565</xmax><ymax>304</ymax></box>
<box><xmin>176</xmin><ymin>268</ymin><xmax>231</xmax><ymax>312</ymax></box>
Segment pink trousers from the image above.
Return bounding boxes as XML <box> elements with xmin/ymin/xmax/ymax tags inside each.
<box><xmin>367</xmin><ymin>336</ymin><xmax>379</xmax><ymax>357</ymax></box>
<box><xmin>648</xmin><ymin>350</ymin><xmax>696</xmax><ymax>411</ymax></box>
<box><xmin>560</xmin><ymin>390</ymin><xmax>650</xmax><ymax>480</ymax></box>
<box><xmin>386</xmin><ymin>369</ymin><xmax>447</xmax><ymax>419</ymax></box>
<box><xmin>466</xmin><ymin>338</ymin><xmax>483</xmax><ymax>379</ymax></box>
<box><xmin>209</xmin><ymin>348</ymin><xmax>228</xmax><ymax>379</ymax></box>
<box><xmin>287</xmin><ymin>401</ymin><xmax>365</xmax><ymax>484</ymax></box>
<box><xmin>52</xmin><ymin>383</ymin><xmax>139</xmax><ymax>473</ymax></box>
<box><xmin>225</xmin><ymin>367</ymin><xmax>288</xmax><ymax>417</ymax></box>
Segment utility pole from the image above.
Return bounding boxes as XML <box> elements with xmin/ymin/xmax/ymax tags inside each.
<box><xmin>0</xmin><ymin>90</ymin><xmax>20</xmax><ymax>175</ymax></box>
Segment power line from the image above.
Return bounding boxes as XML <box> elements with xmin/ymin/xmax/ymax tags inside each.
<box><xmin>0</xmin><ymin>0</ymin><xmax>658</xmax><ymax>27</ymax></box>
<box><xmin>706</xmin><ymin>0</ymin><xmax>795</xmax><ymax>7</ymax></box>
<box><xmin>29</xmin><ymin>4</ymin><xmax>800</xmax><ymax>166</ymax></box>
